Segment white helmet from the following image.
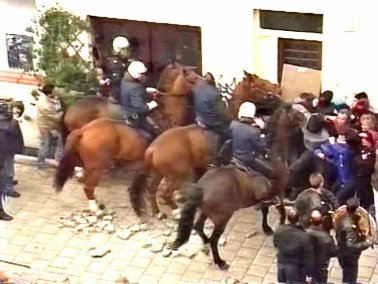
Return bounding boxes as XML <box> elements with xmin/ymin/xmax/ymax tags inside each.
<box><xmin>128</xmin><ymin>61</ymin><xmax>147</xmax><ymax>79</ymax></box>
<box><xmin>112</xmin><ymin>36</ymin><xmax>129</xmax><ymax>53</ymax></box>
<box><xmin>238</xmin><ymin>102</ymin><xmax>256</xmax><ymax>119</ymax></box>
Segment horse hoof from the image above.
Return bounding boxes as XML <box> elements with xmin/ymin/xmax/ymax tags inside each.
<box><xmin>155</xmin><ymin>212</ymin><xmax>167</xmax><ymax>220</ymax></box>
<box><xmin>263</xmin><ymin>227</ymin><xmax>274</xmax><ymax>236</ymax></box>
<box><xmin>217</xmin><ymin>261</ymin><xmax>229</xmax><ymax>270</ymax></box>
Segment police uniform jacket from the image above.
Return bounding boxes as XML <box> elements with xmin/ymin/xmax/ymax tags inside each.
<box><xmin>230</xmin><ymin>120</ymin><xmax>266</xmax><ymax>168</ymax></box>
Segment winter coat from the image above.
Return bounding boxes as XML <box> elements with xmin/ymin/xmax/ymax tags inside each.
<box><xmin>273</xmin><ymin>224</ymin><xmax>314</xmax><ymax>277</ymax></box>
<box><xmin>36</xmin><ymin>93</ymin><xmax>62</xmax><ymax>132</ymax></box>
<box><xmin>0</xmin><ymin>115</ymin><xmax>24</xmax><ymax>156</ymax></box>
<box><xmin>314</xmin><ymin>142</ymin><xmax>351</xmax><ymax>185</ymax></box>
<box><xmin>307</xmin><ymin>226</ymin><xmax>338</xmax><ymax>278</ymax></box>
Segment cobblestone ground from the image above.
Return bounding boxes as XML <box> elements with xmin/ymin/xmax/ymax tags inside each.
<box><xmin>0</xmin><ymin>164</ymin><xmax>377</xmax><ymax>284</ymax></box>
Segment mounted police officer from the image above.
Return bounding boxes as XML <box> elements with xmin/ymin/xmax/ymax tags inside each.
<box><xmin>273</xmin><ymin>208</ymin><xmax>314</xmax><ymax>283</ymax></box>
<box><xmin>307</xmin><ymin>209</ymin><xmax>338</xmax><ymax>283</ymax></box>
<box><xmin>193</xmin><ymin>75</ymin><xmax>232</xmax><ymax>166</ymax></box>
<box><xmin>105</xmin><ymin>36</ymin><xmax>131</xmax><ymax>102</ymax></box>
<box><xmin>120</xmin><ymin>60</ymin><xmax>161</xmax><ymax>141</ymax></box>
<box><xmin>230</xmin><ymin>102</ymin><xmax>272</xmax><ymax>177</ymax></box>
<box><xmin>0</xmin><ymin>99</ymin><xmax>24</xmax><ymax>220</ymax></box>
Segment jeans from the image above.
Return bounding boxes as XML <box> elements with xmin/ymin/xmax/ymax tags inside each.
<box><xmin>0</xmin><ymin>155</ymin><xmax>15</xmax><ymax>194</ymax></box>
<box><xmin>37</xmin><ymin>129</ymin><xmax>63</xmax><ymax>169</ymax></box>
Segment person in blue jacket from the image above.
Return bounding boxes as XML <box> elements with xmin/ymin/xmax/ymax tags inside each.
<box><xmin>120</xmin><ymin>60</ymin><xmax>160</xmax><ymax>141</ymax></box>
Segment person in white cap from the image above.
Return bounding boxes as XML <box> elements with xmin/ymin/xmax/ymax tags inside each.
<box><xmin>230</xmin><ymin>102</ymin><xmax>270</xmax><ymax>176</ymax></box>
<box><xmin>120</xmin><ymin>60</ymin><xmax>160</xmax><ymax>141</ymax></box>
<box><xmin>104</xmin><ymin>36</ymin><xmax>131</xmax><ymax>102</ymax></box>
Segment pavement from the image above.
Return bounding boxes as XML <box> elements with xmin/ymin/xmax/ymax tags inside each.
<box><xmin>0</xmin><ymin>163</ymin><xmax>378</xmax><ymax>284</ymax></box>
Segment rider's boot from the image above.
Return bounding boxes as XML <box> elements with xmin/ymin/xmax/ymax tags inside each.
<box><xmin>209</xmin><ymin>139</ymin><xmax>233</xmax><ymax>167</ymax></box>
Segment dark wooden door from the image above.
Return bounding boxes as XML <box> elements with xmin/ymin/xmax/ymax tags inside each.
<box><xmin>89</xmin><ymin>16</ymin><xmax>202</xmax><ymax>87</ymax></box>
<box><xmin>278</xmin><ymin>38</ymin><xmax>322</xmax><ymax>83</ymax></box>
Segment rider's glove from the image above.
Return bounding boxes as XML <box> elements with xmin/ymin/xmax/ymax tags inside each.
<box><xmin>147</xmin><ymin>100</ymin><xmax>158</xmax><ymax>110</ymax></box>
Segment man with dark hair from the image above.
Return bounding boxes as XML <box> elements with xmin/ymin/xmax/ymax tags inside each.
<box><xmin>307</xmin><ymin>210</ymin><xmax>338</xmax><ymax>283</ymax></box>
<box><xmin>317</xmin><ymin>90</ymin><xmax>337</xmax><ymax>116</ymax></box>
<box><xmin>336</xmin><ymin>198</ymin><xmax>372</xmax><ymax>283</ymax></box>
<box><xmin>0</xmin><ymin>99</ymin><xmax>24</xmax><ymax>219</ymax></box>
<box><xmin>273</xmin><ymin>208</ymin><xmax>314</xmax><ymax>283</ymax></box>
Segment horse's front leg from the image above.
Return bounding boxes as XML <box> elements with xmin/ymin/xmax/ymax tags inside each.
<box><xmin>83</xmin><ymin>169</ymin><xmax>103</xmax><ymax>211</ymax></box>
<box><xmin>261</xmin><ymin>205</ymin><xmax>274</xmax><ymax>235</ymax></box>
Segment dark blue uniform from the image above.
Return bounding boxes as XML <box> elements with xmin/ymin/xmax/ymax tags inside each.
<box><xmin>120</xmin><ymin>75</ymin><xmax>158</xmax><ymax>139</ymax></box>
<box><xmin>193</xmin><ymin>83</ymin><xmax>231</xmax><ymax>136</ymax></box>
<box><xmin>230</xmin><ymin>120</ymin><xmax>266</xmax><ymax>169</ymax></box>
<box><xmin>193</xmin><ymin>82</ymin><xmax>232</xmax><ymax>164</ymax></box>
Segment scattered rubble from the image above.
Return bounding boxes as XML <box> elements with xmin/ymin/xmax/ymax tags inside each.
<box><xmin>59</xmin><ymin>209</ymin><xmax>116</xmax><ymax>235</ymax></box>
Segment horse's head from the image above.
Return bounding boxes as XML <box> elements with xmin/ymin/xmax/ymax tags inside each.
<box><xmin>157</xmin><ymin>62</ymin><xmax>199</xmax><ymax>96</ymax></box>
<box><xmin>230</xmin><ymin>71</ymin><xmax>282</xmax><ymax>118</ymax></box>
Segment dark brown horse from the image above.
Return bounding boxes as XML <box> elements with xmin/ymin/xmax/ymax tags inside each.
<box><xmin>141</xmin><ymin>101</ymin><xmax>304</xmax><ymax>216</ymax></box>
<box><xmin>170</xmin><ymin>164</ymin><xmax>287</xmax><ymax>269</ymax></box>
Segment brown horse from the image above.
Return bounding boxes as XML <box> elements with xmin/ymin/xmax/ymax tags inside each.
<box><xmin>170</xmin><ymin>164</ymin><xmax>287</xmax><ymax>269</ymax></box>
<box><xmin>54</xmin><ymin>118</ymin><xmax>150</xmax><ymax>215</ymax></box>
<box><xmin>141</xmin><ymin>100</ymin><xmax>304</xmax><ymax>217</ymax></box>
<box><xmin>54</xmin><ymin>63</ymin><xmax>199</xmax><ymax>213</ymax></box>
<box><xmin>229</xmin><ymin>71</ymin><xmax>282</xmax><ymax>118</ymax></box>
<box><xmin>62</xmin><ymin>62</ymin><xmax>196</xmax><ymax>136</ymax></box>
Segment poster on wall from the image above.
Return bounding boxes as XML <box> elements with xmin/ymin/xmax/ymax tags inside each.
<box><xmin>6</xmin><ymin>34</ymin><xmax>34</xmax><ymax>72</ymax></box>
<box><xmin>280</xmin><ymin>64</ymin><xmax>321</xmax><ymax>102</ymax></box>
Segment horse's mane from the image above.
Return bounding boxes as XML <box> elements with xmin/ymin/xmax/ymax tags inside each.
<box><xmin>266</xmin><ymin>103</ymin><xmax>292</xmax><ymax>147</ymax></box>
<box><xmin>157</xmin><ymin>62</ymin><xmax>183</xmax><ymax>93</ymax></box>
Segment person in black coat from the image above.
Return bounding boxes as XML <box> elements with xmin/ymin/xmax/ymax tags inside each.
<box><xmin>120</xmin><ymin>60</ymin><xmax>161</xmax><ymax>141</ymax></box>
<box><xmin>273</xmin><ymin>208</ymin><xmax>314</xmax><ymax>283</ymax></box>
<box><xmin>336</xmin><ymin>198</ymin><xmax>372</xmax><ymax>283</ymax></box>
<box><xmin>193</xmin><ymin>78</ymin><xmax>232</xmax><ymax>166</ymax></box>
<box><xmin>307</xmin><ymin>210</ymin><xmax>338</xmax><ymax>283</ymax></box>
<box><xmin>0</xmin><ymin>100</ymin><xmax>24</xmax><ymax>220</ymax></box>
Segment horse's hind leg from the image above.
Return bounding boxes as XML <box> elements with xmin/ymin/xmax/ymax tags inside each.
<box><xmin>261</xmin><ymin>205</ymin><xmax>274</xmax><ymax>235</ymax></box>
<box><xmin>160</xmin><ymin>177</ymin><xmax>180</xmax><ymax>211</ymax></box>
<box><xmin>83</xmin><ymin>168</ymin><xmax>103</xmax><ymax>211</ymax></box>
<box><xmin>146</xmin><ymin>174</ymin><xmax>163</xmax><ymax>216</ymax></box>
<box><xmin>194</xmin><ymin>212</ymin><xmax>209</xmax><ymax>244</ymax></box>
<box><xmin>209</xmin><ymin>223</ymin><xmax>228</xmax><ymax>270</ymax></box>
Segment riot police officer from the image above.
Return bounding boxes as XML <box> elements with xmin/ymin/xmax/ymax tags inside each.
<box><xmin>120</xmin><ymin>60</ymin><xmax>160</xmax><ymax>141</ymax></box>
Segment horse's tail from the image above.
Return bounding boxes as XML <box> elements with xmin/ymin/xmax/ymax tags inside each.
<box><xmin>171</xmin><ymin>183</ymin><xmax>203</xmax><ymax>249</ymax></box>
<box><xmin>60</xmin><ymin>111</ymin><xmax>70</xmax><ymax>145</ymax></box>
<box><xmin>54</xmin><ymin>129</ymin><xmax>82</xmax><ymax>192</ymax></box>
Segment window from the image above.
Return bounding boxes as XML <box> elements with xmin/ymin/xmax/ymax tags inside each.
<box><xmin>6</xmin><ymin>34</ymin><xmax>34</xmax><ymax>71</ymax></box>
<box><xmin>260</xmin><ymin>10</ymin><xmax>323</xmax><ymax>33</ymax></box>
<box><xmin>278</xmin><ymin>38</ymin><xmax>322</xmax><ymax>83</ymax></box>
